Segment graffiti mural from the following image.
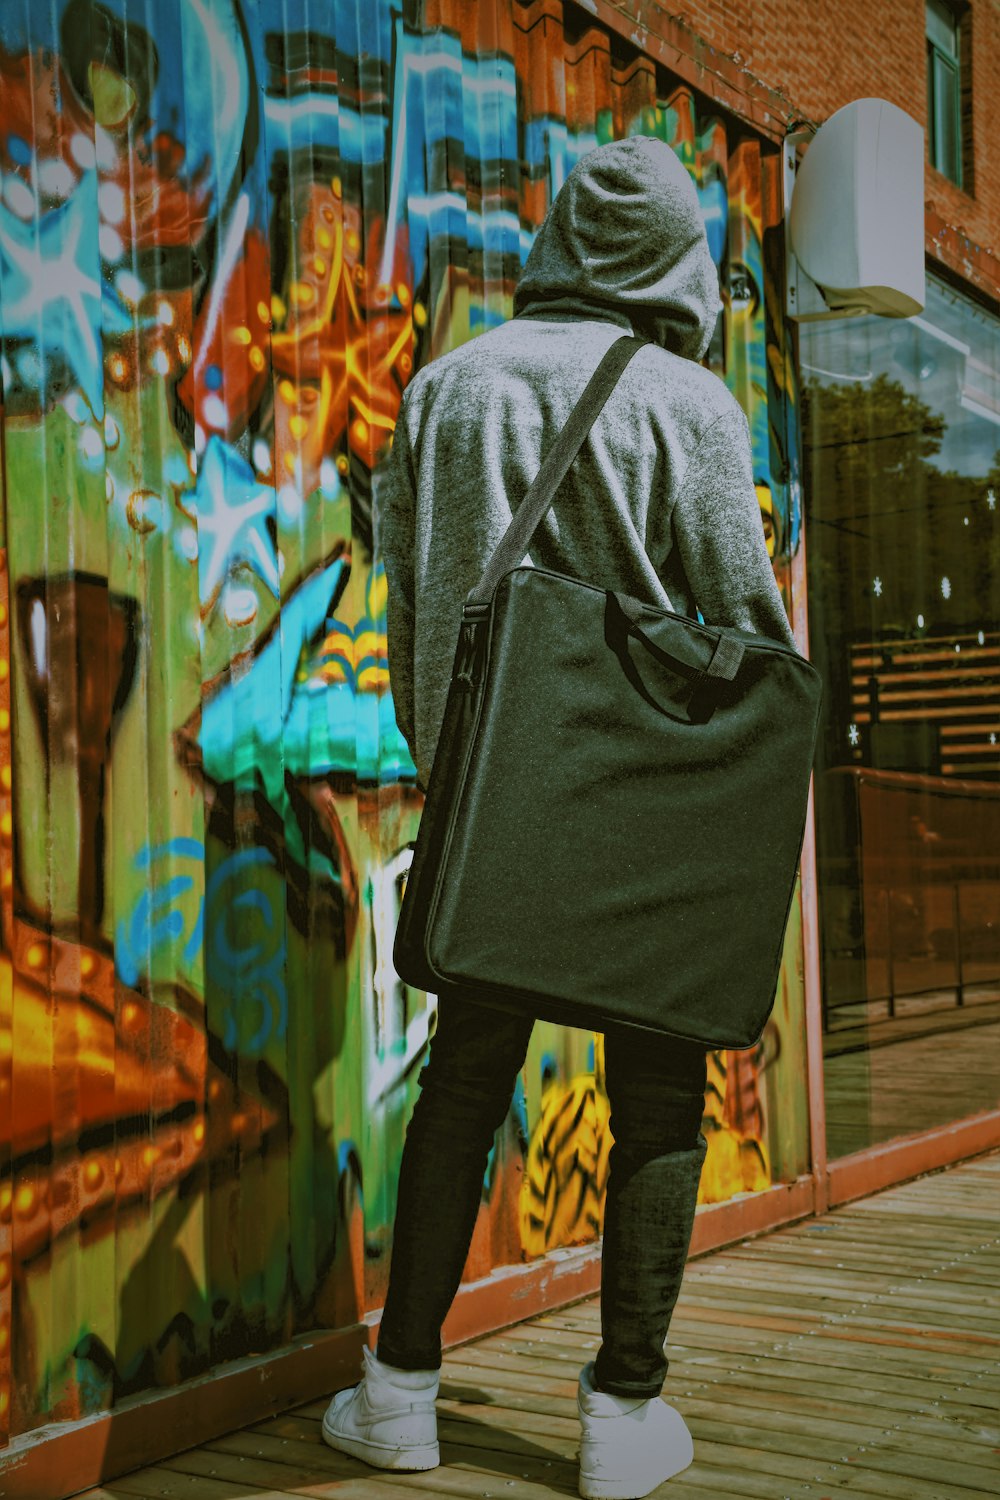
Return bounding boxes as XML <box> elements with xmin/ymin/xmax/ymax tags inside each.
<box><xmin>0</xmin><ymin>0</ymin><xmax>804</xmax><ymax>1444</ymax></box>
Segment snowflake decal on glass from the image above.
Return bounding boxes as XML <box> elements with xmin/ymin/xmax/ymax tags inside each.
<box><xmin>941</xmin><ymin>576</ymin><xmax>951</xmax><ymax>599</ymax></box>
<box><xmin>987</xmin><ymin>488</ymin><xmax>997</xmax><ymax>511</ymax></box>
<box><xmin>872</xmin><ymin>576</ymin><xmax>883</xmax><ymax>597</ymax></box>
<box><xmin>848</xmin><ymin>723</ymin><xmax>860</xmax><ymax>747</ymax></box>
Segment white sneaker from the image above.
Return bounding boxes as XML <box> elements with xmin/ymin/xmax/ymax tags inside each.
<box><xmin>321</xmin><ymin>1344</ymin><xmax>441</xmax><ymax>1470</ymax></box>
<box><xmin>577</xmin><ymin>1360</ymin><xmax>694</xmax><ymax>1500</ymax></box>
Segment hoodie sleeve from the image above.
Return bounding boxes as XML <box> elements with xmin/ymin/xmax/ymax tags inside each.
<box><xmin>668</xmin><ymin>404</ymin><xmax>798</xmax><ymax>653</ymax></box>
<box><xmin>374</xmin><ymin>401</ymin><xmax>418</xmax><ymax>758</ymax></box>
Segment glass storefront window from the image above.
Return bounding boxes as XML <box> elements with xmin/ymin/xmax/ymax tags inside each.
<box><xmin>799</xmin><ymin>271</ymin><xmax>1000</xmax><ymax>1159</ymax></box>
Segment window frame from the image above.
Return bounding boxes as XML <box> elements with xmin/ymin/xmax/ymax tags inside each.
<box><xmin>925</xmin><ymin>0</ymin><xmax>969</xmax><ymax>191</ymax></box>
<box><xmin>929</xmin><ymin>2</ymin><xmax>959</xmax><ymax>187</ymax></box>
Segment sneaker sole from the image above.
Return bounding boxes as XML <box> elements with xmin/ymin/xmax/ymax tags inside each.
<box><xmin>321</xmin><ymin>1416</ymin><xmax>440</xmax><ymax>1471</ymax></box>
<box><xmin>578</xmin><ymin>1450</ymin><xmax>693</xmax><ymax>1500</ymax></box>
<box><xmin>577</xmin><ymin>1423</ymin><xmax>694</xmax><ymax>1500</ymax></box>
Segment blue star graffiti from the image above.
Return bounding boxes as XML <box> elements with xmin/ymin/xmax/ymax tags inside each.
<box><xmin>0</xmin><ymin>177</ymin><xmax>132</xmax><ymax>416</ymax></box>
<box><xmin>178</xmin><ymin>434</ymin><xmax>281</xmax><ymax>611</ymax></box>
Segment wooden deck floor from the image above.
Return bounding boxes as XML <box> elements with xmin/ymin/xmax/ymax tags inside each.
<box><xmin>82</xmin><ymin>1149</ymin><xmax>1000</xmax><ymax>1500</ymax></box>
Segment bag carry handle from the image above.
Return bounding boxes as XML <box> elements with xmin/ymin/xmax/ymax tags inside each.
<box><xmin>610</xmin><ymin>592</ymin><xmax>745</xmax><ymax>683</ymax></box>
<box><xmin>467</xmin><ymin>334</ymin><xmax>649</xmax><ymax>609</ymax></box>
<box><xmin>607</xmin><ymin>592</ymin><xmax>744</xmax><ymax>724</ymax></box>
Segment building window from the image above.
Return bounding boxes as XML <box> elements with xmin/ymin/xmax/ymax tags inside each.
<box><xmin>799</xmin><ymin>273</ymin><xmax>1000</xmax><ymax>1157</ymax></box>
<box><xmin>926</xmin><ymin>0</ymin><xmax>964</xmax><ymax>187</ymax></box>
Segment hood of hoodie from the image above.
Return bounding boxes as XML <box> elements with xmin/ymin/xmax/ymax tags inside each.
<box><xmin>512</xmin><ymin>136</ymin><xmax>722</xmax><ymax>362</ymax></box>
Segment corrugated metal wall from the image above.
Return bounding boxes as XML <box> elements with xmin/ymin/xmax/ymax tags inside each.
<box><xmin>0</xmin><ymin>0</ymin><xmax>805</xmax><ymax>1440</ymax></box>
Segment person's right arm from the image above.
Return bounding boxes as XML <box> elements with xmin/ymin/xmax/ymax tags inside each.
<box><xmin>374</xmin><ymin>396</ymin><xmax>418</xmax><ymax>762</ymax></box>
<box><xmin>668</xmin><ymin>402</ymin><xmax>799</xmax><ymax>653</ymax></box>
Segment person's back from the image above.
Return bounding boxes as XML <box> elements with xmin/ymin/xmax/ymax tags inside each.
<box><xmin>325</xmin><ymin>136</ymin><xmax>800</xmax><ymax>1500</ymax></box>
<box><xmin>377</xmin><ymin>135</ymin><xmax>798</xmax><ymax>789</ymax></box>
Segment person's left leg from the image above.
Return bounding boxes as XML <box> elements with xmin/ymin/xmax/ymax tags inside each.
<box><xmin>375</xmin><ymin>987</ymin><xmax>535</xmax><ymax>1371</ymax></box>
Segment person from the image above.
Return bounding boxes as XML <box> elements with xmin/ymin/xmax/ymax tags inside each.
<box><xmin>321</xmin><ymin>136</ymin><xmax>799</xmax><ymax>1500</ymax></box>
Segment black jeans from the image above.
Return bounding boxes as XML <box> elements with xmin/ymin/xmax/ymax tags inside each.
<box><xmin>376</xmin><ymin>988</ymin><xmax>709</xmax><ymax>1399</ymax></box>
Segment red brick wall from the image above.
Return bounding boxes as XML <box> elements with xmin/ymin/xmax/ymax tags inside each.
<box><xmin>594</xmin><ymin>0</ymin><xmax>1000</xmax><ymax>295</ymax></box>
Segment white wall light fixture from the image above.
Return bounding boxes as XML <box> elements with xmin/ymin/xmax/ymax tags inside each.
<box><xmin>784</xmin><ymin>98</ymin><xmax>925</xmax><ymax>323</ymax></box>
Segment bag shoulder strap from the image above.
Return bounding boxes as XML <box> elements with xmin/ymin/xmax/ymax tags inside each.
<box><xmin>466</xmin><ymin>333</ymin><xmax>649</xmax><ymax>608</ymax></box>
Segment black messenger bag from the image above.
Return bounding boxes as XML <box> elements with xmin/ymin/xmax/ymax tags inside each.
<box><xmin>394</xmin><ymin>334</ymin><xmax>823</xmax><ymax>1049</ymax></box>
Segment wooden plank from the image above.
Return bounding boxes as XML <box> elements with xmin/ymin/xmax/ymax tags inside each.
<box><xmin>441</xmin><ymin>1374</ymin><xmax>998</xmax><ymax>1466</ymax></box>
<box><xmin>97</xmin><ymin>1464</ymin><xmax>300</xmax><ymax>1499</ymax></box>
<box><xmin>670</xmin><ymin>1348</ymin><xmax>1000</xmax><ymax>1407</ymax></box>
<box><xmin>671</xmin><ymin>1314</ymin><xmax>1000</xmax><ymax>1375</ymax></box>
<box><xmin>539</xmin><ymin>1314</ymin><xmax>1000</xmax><ymax>1380</ymax></box>
<box><xmin>470</xmin><ymin>1332</ymin><xmax>1000</xmax><ymax>1410</ymax></box>
<box><xmin>194</xmin><ymin>1424</ymin><xmax>580</xmax><ymax>1499</ymax></box>
<box><xmin>724</xmin><ymin>1240</ymin><xmax>1000</xmax><ymax>1278</ymax></box>
<box><xmin>787</xmin><ymin>1201</ymin><xmax>999</xmax><ymax>1226</ymax></box>
<box><xmin>692</xmin><ymin>1248</ymin><xmax>1000</xmax><ymax>1296</ymax></box>
<box><xmin>686</xmin><ymin>1260</ymin><xmax>1000</xmax><ymax>1315</ymax></box>
<box><xmin>844</xmin><ymin>1198</ymin><xmax>1000</xmax><ymax>1221</ymax></box>
<box><xmin>508</xmin><ymin>1344</ymin><xmax>999</xmax><ymax>1425</ymax></box>
<box><xmin>196</xmin><ymin>1427</ymin><xmax>716</xmax><ymax>1500</ymax></box>
<box><xmin>678</xmin><ymin>1399</ymin><xmax>1000</xmax><ymax>1483</ymax></box>
<box><xmin>222</xmin><ymin>1412</ymin><xmax>1000</xmax><ymax>1500</ymax></box>
<box><xmin>888</xmin><ymin>1188</ymin><xmax>1000</xmax><ymax>1210</ymax></box>
<box><xmin>685</xmin><ymin>1441</ymin><xmax>999</xmax><ymax>1498</ymax></box>
<box><xmin>758</xmin><ymin>1220</ymin><xmax>999</xmax><ymax>1249</ymax></box>
<box><xmin>455</xmin><ymin>1338</ymin><xmax>1000</xmax><ymax>1404</ymax></box>
<box><xmin>67</xmin><ymin>1493</ymin><xmax>146</xmax><ymax>1500</ymax></box>
<box><xmin>646</xmin><ymin>1371</ymin><xmax>997</xmax><ymax>1439</ymax></box>
<box><xmin>538</xmin><ymin>1302</ymin><xmax>1000</xmax><ymax>1362</ymax></box>
<box><xmin>674</xmin><ymin>1279</ymin><xmax>1000</xmax><ymax>1334</ymax></box>
<box><xmin>166</xmin><ymin>1436</ymin><xmax>568</xmax><ymax>1500</ymax></box>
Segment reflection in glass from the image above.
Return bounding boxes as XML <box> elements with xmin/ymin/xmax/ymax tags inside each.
<box><xmin>800</xmin><ymin>272</ymin><xmax>1000</xmax><ymax>1159</ymax></box>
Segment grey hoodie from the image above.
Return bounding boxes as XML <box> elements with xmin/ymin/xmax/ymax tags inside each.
<box><xmin>376</xmin><ymin>136</ymin><xmax>799</xmax><ymax>788</ymax></box>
